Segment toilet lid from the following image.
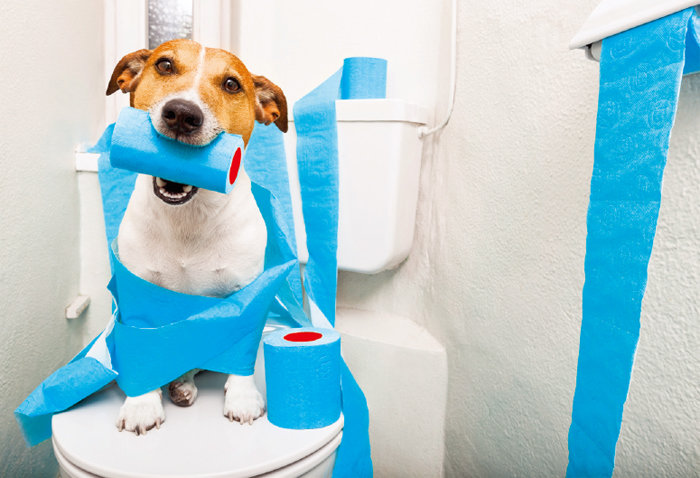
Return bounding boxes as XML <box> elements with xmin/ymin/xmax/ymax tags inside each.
<box><xmin>52</xmin><ymin>371</ymin><xmax>343</xmax><ymax>478</ymax></box>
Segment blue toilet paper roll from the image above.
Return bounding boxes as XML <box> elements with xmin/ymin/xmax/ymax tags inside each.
<box><xmin>339</xmin><ymin>57</ymin><xmax>387</xmax><ymax>99</ymax></box>
<box><xmin>264</xmin><ymin>327</ymin><xmax>342</xmax><ymax>429</ymax></box>
<box><xmin>110</xmin><ymin>107</ymin><xmax>244</xmax><ymax>193</ymax></box>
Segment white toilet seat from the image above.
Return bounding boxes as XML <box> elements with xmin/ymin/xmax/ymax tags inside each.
<box><xmin>52</xmin><ymin>371</ymin><xmax>343</xmax><ymax>478</ymax></box>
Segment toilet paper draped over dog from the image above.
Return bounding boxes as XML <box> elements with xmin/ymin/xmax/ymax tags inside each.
<box><xmin>16</xmin><ymin>57</ymin><xmax>377</xmax><ymax>478</ymax></box>
<box><xmin>15</xmin><ymin>122</ymin><xmax>301</xmax><ymax>446</ymax></box>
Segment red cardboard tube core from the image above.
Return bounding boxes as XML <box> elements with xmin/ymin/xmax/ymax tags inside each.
<box><xmin>228</xmin><ymin>148</ymin><xmax>242</xmax><ymax>185</ymax></box>
<box><xmin>284</xmin><ymin>331</ymin><xmax>323</xmax><ymax>342</ymax></box>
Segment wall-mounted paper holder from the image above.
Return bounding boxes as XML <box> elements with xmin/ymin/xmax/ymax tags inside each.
<box><xmin>570</xmin><ymin>0</ymin><xmax>700</xmax><ymax>60</ymax></box>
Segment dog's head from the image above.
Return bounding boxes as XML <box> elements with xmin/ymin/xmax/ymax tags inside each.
<box><xmin>106</xmin><ymin>39</ymin><xmax>287</xmax><ymax>205</ymax></box>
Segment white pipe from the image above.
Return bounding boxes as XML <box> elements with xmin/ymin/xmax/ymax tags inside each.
<box><xmin>419</xmin><ymin>0</ymin><xmax>458</xmax><ymax>138</ymax></box>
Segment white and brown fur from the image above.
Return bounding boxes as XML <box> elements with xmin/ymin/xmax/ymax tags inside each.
<box><xmin>106</xmin><ymin>39</ymin><xmax>287</xmax><ymax>435</ymax></box>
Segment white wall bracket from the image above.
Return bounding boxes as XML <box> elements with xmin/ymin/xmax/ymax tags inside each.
<box><xmin>570</xmin><ymin>0</ymin><xmax>699</xmax><ymax>50</ymax></box>
<box><xmin>66</xmin><ymin>295</ymin><xmax>91</xmax><ymax>320</ymax></box>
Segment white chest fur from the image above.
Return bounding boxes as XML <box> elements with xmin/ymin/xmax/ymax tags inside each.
<box><xmin>117</xmin><ymin>171</ymin><xmax>267</xmax><ymax>298</ymax></box>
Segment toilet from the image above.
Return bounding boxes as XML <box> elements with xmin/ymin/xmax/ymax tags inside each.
<box><xmin>52</xmin><ymin>342</ymin><xmax>343</xmax><ymax>478</ymax></box>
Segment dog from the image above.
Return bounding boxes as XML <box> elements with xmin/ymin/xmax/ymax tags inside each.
<box><xmin>105</xmin><ymin>39</ymin><xmax>288</xmax><ymax>435</ymax></box>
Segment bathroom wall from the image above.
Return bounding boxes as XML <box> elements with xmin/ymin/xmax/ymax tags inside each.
<box><xmin>232</xmin><ymin>0</ymin><xmax>445</xmax><ymax>110</ymax></box>
<box><xmin>337</xmin><ymin>1</ymin><xmax>700</xmax><ymax>476</ymax></box>
<box><xmin>0</xmin><ymin>1</ymin><xmax>105</xmax><ymax>476</ymax></box>
<box><xmin>2</xmin><ymin>1</ymin><xmax>695</xmax><ymax>476</ymax></box>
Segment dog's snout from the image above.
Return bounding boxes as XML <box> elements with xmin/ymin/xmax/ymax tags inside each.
<box><xmin>161</xmin><ymin>99</ymin><xmax>204</xmax><ymax>135</ymax></box>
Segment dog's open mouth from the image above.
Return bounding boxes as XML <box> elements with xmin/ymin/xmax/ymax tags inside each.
<box><xmin>153</xmin><ymin>177</ymin><xmax>198</xmax><ymax>205</ymax></box>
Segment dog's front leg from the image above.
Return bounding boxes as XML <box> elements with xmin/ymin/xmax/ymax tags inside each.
<box><xmin>223</xmin><ymin>374</ymin><xmax>265</xmax><ymax>425</ymax></box>
<box><xmin>116</xmin><ymin>389</ymin><xmax>165</xmax><ymax>435</ymax></box>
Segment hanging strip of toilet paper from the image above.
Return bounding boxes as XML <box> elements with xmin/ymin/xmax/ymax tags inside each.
<box><xmin>110</xmin><ymin>107</ymin><xmax>245</xmax><ymax>194</ymax></box>
<box><xmin>294</xmin><ymin>57</ymin><xmax>387</xmax><ymax>328</ymax></box>
<box><xmin>245</xmin><ymin>122</ymin><xmax>306</xmax><ymax>324</ymax></box>
<box><xmin>293</xmin><ymin>57</ymin><xmax>384</xmax><ymax>478</ymax></box>
<box><xmin>264</xmin><ymin>328</ymin><xmax>342</xmax><ymax>429</ymax></box>
<box><xmin>567</xmin><ymin>9</ymin><xmax>700</xmax><ymax>477</ymax></box>
<box><xmin>14</xmin><ymin>122</ymin><xmax>303</xmax><ymax>446</ymax></box>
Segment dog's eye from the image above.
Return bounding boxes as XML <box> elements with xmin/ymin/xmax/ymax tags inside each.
<box><xmin>223</xmin><ymin>77</ymin><xmax>241</xmax><ymax>93</ymax></box>
<box><xmin>155</xmin><ymin>58</ymin><xmax>174</xmax><ymax>75</ymax></box>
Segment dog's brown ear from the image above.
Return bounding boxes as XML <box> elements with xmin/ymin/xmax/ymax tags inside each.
<box><xmin>106</xmin><ymin>49</ymin><xmax>152</xmax><ymax>95</ymax></box>
<box><xmin>252</xmin><ymin>75</ymin><xmax>288</xmax><ymax>133</ymax></box>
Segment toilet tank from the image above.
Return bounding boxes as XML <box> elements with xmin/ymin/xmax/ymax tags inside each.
<box><xmin>232</xmin><ymin>0</ymin><xmax>448</xmax><ymax>273</ymax></box>
<box><xmin>284</xmin><ymin>99</ymin><xmax>428</xmax><ymax>273</ymax></box>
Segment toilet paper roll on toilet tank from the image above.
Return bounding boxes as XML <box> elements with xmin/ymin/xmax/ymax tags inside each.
<box><xmin>264</xmin><ymin>328</ymin><xmax>342</xmax><ymax>429</ymax></box>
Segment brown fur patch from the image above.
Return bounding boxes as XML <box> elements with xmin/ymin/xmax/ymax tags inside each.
<box><xmin>253</xmin><ymin>75</ymin><xmax>288</xmax><ymax>132</ymax></box>
<box><xmin>168</xmin><ymin>380</ymin><xmax>197</xmax><ymax>407</ymax></box>
<box><xmin>106</xmin><ymin>49</ymin><xmax>152</xmax><ymax>96</ymax></box>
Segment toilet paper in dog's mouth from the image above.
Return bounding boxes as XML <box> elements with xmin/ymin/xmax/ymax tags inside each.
<box><xmin>152</xmin><ymin>177</ymin><xmax>198</xmax><ymax>205</ymax></box>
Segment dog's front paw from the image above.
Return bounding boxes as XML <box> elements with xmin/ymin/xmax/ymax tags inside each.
<box><xmin>223</xmin><ymin>374</ymin><xmax>265</xmax><ymax>425</ymax></box>
<box><xmin>116</xmin><ymin>389</ymin><xmax>165</xmax><ymax>435</ymax></box>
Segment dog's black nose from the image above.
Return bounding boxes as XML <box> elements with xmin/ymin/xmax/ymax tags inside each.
<box><xmin>161</xmin><ymin>99</ymin><xmax>204</xmax><ymax>135</ymax></box>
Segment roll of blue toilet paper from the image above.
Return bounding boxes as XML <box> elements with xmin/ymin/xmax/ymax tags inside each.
<box><xmin>339</xmin><ymin>57</ymin><xmax>387</xmax><ymax>99</ymax></box>
<box><xmin>110</xmin><ymin>107</ymin><xmax>244</xmax><ymax>193</ymax></box>
<box><xmin>264</xmin><ymin>327</ymin><xmax>341</xmax><ymax>429</ymax></box>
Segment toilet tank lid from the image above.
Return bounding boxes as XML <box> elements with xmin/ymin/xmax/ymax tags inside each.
<box><xmin>290</xmin><ymin>98</ymin><xmax>429</xmax><ymax>125</ymax></box>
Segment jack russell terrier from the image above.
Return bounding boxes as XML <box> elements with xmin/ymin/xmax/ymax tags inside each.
<box><xmin>106</xmin><ymin>39</ymin><xmax>288</xmax><ymax>435</ymax></box>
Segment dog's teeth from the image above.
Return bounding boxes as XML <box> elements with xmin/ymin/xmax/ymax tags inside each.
<box><xmin>160</xmin><ymin>188</ymin><xmax>187</xmax><ymax>200</ymax></box>
<box><xmin>183</xmin><ymin>185</ymin><xmax>193</xmax><ymax>193</ymax></box>
<box><xmin>156</xmin><ymin>177</ymin><xmax>167</xmax><ymax>187</ymax></box>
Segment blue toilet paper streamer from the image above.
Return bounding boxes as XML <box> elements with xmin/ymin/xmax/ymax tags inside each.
<box><xmin>14</xmin><ymin>122</ymin><xmax>300</xmax><ymax>445</ymax></box>
<box><xmin>264</xmin><ymin>328</ymin><xmax>342</xmax><ymax>429</ymax></box>
<box><xmin>246</xmin><ymin>123</ymin><xmax>306</xmax><ymax>323</ymax></box>
<box><xmin>17</xmin><ymin>58</ymin><xmax>376</xmax><ymax>475</ymax></box>
<box><xmin>110</xmin><ymin>107</ymin><xmax>245</xmax><ymax>194</ymax></box>
<box><xmin>294</xmin><ymin>57</ymin><xmax>387</xmax><ymax>325</ymax></box>
<box><xmin>567</xmin><ymin>9</ymin><xmax>699</xmax><ymax>477</ymax></box>
<box><xmin>294</xmin><ymin>68</ymin><xmax>342</xmax><ymax>323</ymax></box>
<box><xmin>94</xmin><ymin>124</ymin><xmax>136</xmax><ymax>247</ymax></box>
<box><xmin>294</xmin><ymin>58</ymin><xmax>381</xmax><ymax>477</ymax></box>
